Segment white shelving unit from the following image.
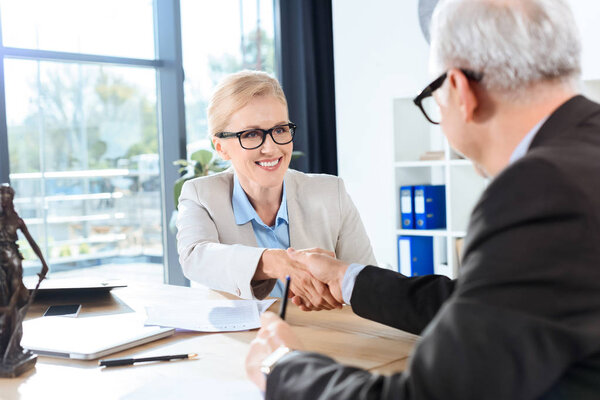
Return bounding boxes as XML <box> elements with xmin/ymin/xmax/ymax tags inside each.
<box><xmin>332</xmin><ymin>0</ymin><xmax>600</xmax><ymax>273</ymax></box>
<box><xmin>393</xmin><ymin>98</ymin><xmax>488</xmax><ymax>279</ymax></box>
<box><xmin>392</xmin><ymin>78</ymin><xmax>600</xmax><ymax>279</ymax></box>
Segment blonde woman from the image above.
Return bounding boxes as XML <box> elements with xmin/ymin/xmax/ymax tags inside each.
<box><xmin>176</xmin><ymin>70</ymin><xmax>375</xmax><ymax>310</ymax></box>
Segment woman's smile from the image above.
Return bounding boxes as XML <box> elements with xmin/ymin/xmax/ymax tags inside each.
<box><xmin>256</xmin><ymin>157</ymin><xmax>282</xmax><ymax>170</ymax></box>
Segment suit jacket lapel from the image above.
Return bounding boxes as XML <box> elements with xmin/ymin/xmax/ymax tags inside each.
<box><xmin>529</xmin><ymin>95</ymin><xmax>600</xmax><ymax>150</ymax></box>
<box><xmin>238</xmin><ymin>221</ymin><xmax>259</xmax><ymax>247</ymax></box>
<box><xmin>226</xmin><ymin>170</ymin><xmax>259</xmax><ymax>247</ymax></box>
<box><xmin>285</xmin><ymin>171</ymin><xmax>308</xmax><ymax>250</ymax></box>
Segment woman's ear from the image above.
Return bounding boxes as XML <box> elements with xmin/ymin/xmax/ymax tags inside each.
<box><xmin>213</xmin><ymin>137</ymin><xmax>230</xmax><ymax>160</ymax></box>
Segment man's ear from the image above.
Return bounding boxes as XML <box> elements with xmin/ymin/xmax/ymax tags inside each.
<box><xmin>212</xmin><ymin>137</ymin><xmax>230</xmax><ymax>160</ymax></box>
<box><xmin>447</xmin><ymin>69</ymin><xmax>478</xmax><ymax>123</ymax></box>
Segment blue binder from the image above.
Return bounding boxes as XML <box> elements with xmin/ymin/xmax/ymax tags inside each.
<box><xmin>414</xmin><ymin>185</ymin><xmax>446</xmax><ymax>229</ymax></box>
<box><xmin>400</xmin><ymin>186</ymin><xmax>415</xmax><ymax>229</ymax></box>
<box><xmin>397</xmin><ymin>236</ymin><xmax>434</xmax><ymax>276</ymax></box>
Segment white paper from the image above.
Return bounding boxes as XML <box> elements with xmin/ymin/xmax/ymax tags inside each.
<box><xmin>414</xmin><ymin>191</ymin><xmax>425</xmax><ymax>214</ymax></box>
<box><xmin>399</xmin><ymin>238</ymin><xmax>412</xmax><ymax>277</ymax></box>
<box><xmin>123</xmin><ymin>378</ymin><xmax>263</xmax><ymax>400</ymax></box>
<box><xmin>401</xmin><ymin>192</ymin><xmax>412</xmax><ymax>212</ymax></box>
<box><xmin>256</xmin><ymin>298</ymin><xmax>277</xmax><ymax>314</ymax></box>
<box><xmin>145</xmin><ymin>299</ymin><xmax>276</xmax><ymax>332</ymax></box>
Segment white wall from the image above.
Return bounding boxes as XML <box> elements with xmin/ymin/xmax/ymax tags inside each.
<box><xmin>332</xmin><ymin>0</ymin><xmax>430</xmax><ymax>268</ymax></box>
<box><xmin>567</xmin><ymin>0</ymin><xmax>600</xmax><ymax>80</ymax></box>
<box><xmin>332</xmin><ymin>0</ymin><xmax>600</xmax><ymax>269</ymax></box>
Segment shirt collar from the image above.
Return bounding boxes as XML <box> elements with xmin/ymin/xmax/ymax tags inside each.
<box><xmin>509</xmin><ymin>117</ymin><xmax>548</xmax><ymax>164</ymax></box>
<box><xmin>232</xmin><ymin>174</ymin><xmax>288</xmax><ymax>227</ymax></box>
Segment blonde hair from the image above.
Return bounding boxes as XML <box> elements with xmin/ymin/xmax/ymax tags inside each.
<box><xmin>207</xmin><ymin>70</ymin><xmax>288</xmax><ymax>136</ymax></box>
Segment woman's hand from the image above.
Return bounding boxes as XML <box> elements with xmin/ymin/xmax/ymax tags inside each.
<box><xmin>257</xmin><ymin>249</ymin><xmax>342</xmax><ymax>311</ymax></box>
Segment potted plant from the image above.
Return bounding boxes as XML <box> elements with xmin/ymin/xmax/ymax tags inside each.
<box><xmin>169</xmin><ymin>149</ymin><xmax>229</xmax><ymax>232</ymax></box>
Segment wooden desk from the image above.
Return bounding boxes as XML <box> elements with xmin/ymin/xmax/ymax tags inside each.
<box><xmin>0</xmin><ymin>284</ymin><xmax>418</xmax><ymax>399</ymax></box>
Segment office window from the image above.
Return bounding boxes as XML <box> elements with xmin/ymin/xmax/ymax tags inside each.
<box><xmin>181</xmin><ymin>0</ymin><xmax>276</xmax><ymax>153</ymax></box>
<box><xmin>0</xmin><ymin>1</ymin><xmax>278</xmax><ymax>284</ymax></box>
<box><xmin>5</xmin><ymin>59</ymin><xmax>161</xmax><ymax>278</ymax></box>
<box><xmin>0</xmin><ymin>0</ymin><xmax>155</xmax><ymax>59</ymax></box>
<box><xmin>0</xmin><ymin>0</ymin><xmax>162</xmax><ymax>283</ymax></box>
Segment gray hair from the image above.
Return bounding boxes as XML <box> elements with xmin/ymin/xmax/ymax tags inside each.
<box><xmin>429</xmin><ymin>0</ymin><xmax>582</xmax><ymax>95</ymax></box>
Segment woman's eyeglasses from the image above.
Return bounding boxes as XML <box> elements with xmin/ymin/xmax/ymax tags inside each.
<box><xmin>215</xmin><ymin>122</ymin><xmax>296</xmax><ymax>150</ymax></box>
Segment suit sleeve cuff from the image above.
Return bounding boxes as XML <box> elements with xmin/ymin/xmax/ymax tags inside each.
<box><xmin>342</xmin><ymin>263</ymin><xmax>366</xmax><ymax>305</ymax></box>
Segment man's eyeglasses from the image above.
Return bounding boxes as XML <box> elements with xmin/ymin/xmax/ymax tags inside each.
<box><xmin>215</xmin><ymin>123</ymin><xmax>296</xmax><ymax>150</ymax></box>
<box><xmin>413</xmin><ymin>69</ymin><xmax>483</xmax><ymax>124</ymax></box>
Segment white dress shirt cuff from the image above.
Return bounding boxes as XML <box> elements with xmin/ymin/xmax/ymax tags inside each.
<box><xmin>342</xmin><ymin>263</ymin><xmax>366</xmax><ymax>305</ymax></box>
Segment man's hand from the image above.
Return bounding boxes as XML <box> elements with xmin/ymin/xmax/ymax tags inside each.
<box><xmin>287</xmin><ymin>248</ymin><xmax>341</xmax><ymax>311</ymax></box>
<box><xmin>260</xmin><ymin>249</ymin><xmax>342</xmax><ymax>311</ymax></box>
<box><xmin>287</xmin><ymin>248</ymin><xmax>350</xmax><ymax>310</ymax></box>
<box><xmin>246</xmin><ymin>312</ymin><xmax>304</xmax><ymax>392</ymax></box>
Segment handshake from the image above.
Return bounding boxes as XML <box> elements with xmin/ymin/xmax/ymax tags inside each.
<box><xmin>258</xmin><ymin>248</ymin><xmax>351</xmax><ymax>311</ymax></box>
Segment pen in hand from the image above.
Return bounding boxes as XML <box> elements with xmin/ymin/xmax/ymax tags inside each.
<box><xmin>279</xmin><ymin>275</ymin><xmax>291</xmax><ymax>320</ymax></box>
<box><xmin>98</xmin><ymin>353</ymin><xmax>198</xmax><ymax>367</ymax></box>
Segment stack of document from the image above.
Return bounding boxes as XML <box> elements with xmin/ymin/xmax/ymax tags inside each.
<box><xmin>145</xmin><ymin>299</ymin><xmax>276</xmax><ymax>332</ymax></box>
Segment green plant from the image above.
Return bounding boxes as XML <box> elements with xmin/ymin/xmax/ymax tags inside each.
<box><xmin>173</xmin><ymin>149</ymin><xmax>229</xmax><ymax>209</ymax></box>
<box><xmin>58</xmin><ymin>245</ymin><xmax>72</xmax><ymax>257</ymax></box>
<box><xmin>79</xmin><ymin>242</ymin><xmax>91</xmax><ymax>255</ymax></box>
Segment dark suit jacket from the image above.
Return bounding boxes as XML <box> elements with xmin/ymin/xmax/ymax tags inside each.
<box><xmin>266</xmin><ymin>95</ymin><xmax>600</xmax><ymax>399</ymax></box>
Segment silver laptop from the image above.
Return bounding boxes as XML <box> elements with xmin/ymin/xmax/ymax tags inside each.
<box><xmin>22</xmin><ymin>313</ymin><xmax>175</xmax><ymax>360</ymax></box>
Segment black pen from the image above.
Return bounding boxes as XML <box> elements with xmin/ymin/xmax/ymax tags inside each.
<box><xmin>98</xmin><ymin>353</ymin><xmax>198</xmax><ymax>367</ymax></box>
<box><xmin>279</xmin><ymin>275</ymin><xmax>291</xmax><ymax>320</ymax></box>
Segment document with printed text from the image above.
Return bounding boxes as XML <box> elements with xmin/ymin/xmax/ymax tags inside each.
<box><xmin>145</xmin><ymin>299</ymin><xmax>276</xmax><ymax>332</ymax></box>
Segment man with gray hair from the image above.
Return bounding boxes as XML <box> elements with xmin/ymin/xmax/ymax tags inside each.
<box><xmin>245</xmin><ymin>0</ymin><xmax>600</xmax><ymax>398</ymax></box>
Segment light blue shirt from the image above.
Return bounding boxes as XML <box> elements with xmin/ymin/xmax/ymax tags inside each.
<box><xmin>341</xmin><ymin>263</ymin><xmax>367</xmax><ymax>304</ymax></box>
<box><xmin>232</xmin><ymin>174</ymin><xmax>289</xmax><ymax>298</ymax></box>
<box><xmin>508</xmin><ymin>117</ymin><xmax>547</xmax><ymax>164</ymax></box>
<box><xmin>341</xmin><ymin>117</ymin><xmax>548</xmax><ymax>305</ymax></box>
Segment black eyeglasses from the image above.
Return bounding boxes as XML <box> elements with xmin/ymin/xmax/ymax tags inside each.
<box><xmin>413</xmin><ymin>69</ymin><xmax>483</xmax><ymax>124</ymax></box>
<box><xmin>215</xmin><ymin>122</ymin><xmax>296</xmax><ymax>150</ymax></box>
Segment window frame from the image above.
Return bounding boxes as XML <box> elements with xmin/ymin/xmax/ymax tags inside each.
<box><xmin>0</xmin><ymin>0</ymin><xmax>189</xmax><ymax>286</ymax></box>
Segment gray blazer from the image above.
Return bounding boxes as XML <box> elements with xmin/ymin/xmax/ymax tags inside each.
<box><xmin>176</xmin><ymin>169</ymin><xmax>376</xmax><ymax>299</ymax></box>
